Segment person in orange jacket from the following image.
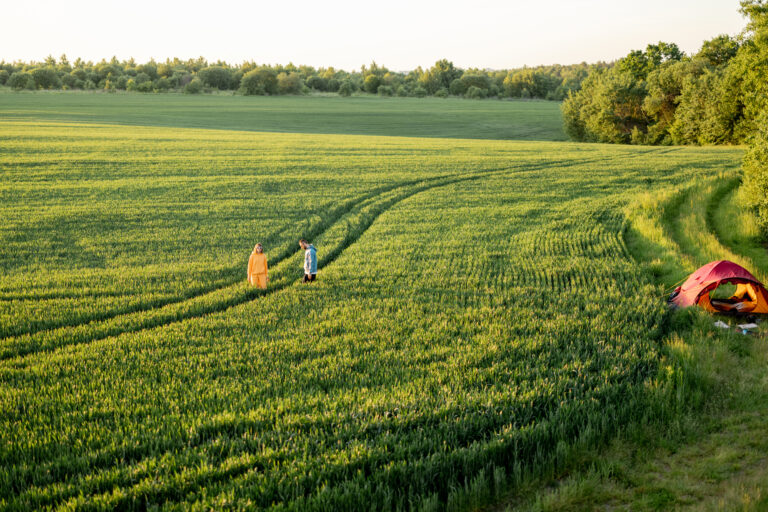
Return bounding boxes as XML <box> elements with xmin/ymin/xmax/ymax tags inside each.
<box><xmin>247</xmin><ymin>243</ymin><xmax>269</xmax><ymax>289</ymax></box>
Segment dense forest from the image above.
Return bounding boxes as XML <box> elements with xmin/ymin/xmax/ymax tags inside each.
<box><xmin>563</xmin><ymin>0</ymin><xmax>767</xmax><ymax>235</ymax></box>
<box><xmin>0</xmin><ymin>57</ymin><xmax>602</xmax><ymax>101</ymax></box>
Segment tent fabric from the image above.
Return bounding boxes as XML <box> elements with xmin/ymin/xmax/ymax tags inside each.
<box><xmin>670</xmin><ymin>260</ymin><xmax>768</xmax><ymax>314</ymax></box>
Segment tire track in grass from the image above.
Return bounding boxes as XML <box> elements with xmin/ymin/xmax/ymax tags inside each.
<box><xmin>1</xmin><ymin>151</ymin><xmax>649</xmax><ymax>363</ymax></box>
<box><xmin>0</xmin><ymin>163</ymin><xmax>545</xmax><ymax>362</ymax></box>
<box><xmin>0</xmin><ymin>184</ymin><xmax>410</xmax><ymax>341</ymax></box>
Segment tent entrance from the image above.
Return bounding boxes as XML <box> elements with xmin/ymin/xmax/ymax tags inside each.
<box><xmin>703</xmin><ymin>281</ymin><xmax>760</xmax><ymax>313</ymax></box>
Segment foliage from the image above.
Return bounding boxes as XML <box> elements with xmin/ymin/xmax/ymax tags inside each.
<box><xmin>337</xmin><ymin>79</ymin><xmax>355</xmax><ymax>96</ymax></box>
<box><xmin>239</xmin><ymin>68</ymin><xmax>277</xmax><ymax>95</ymax></box>
<box><xmin>277</xmin><ymin>72</ymin><xmax>303</xmax><ymax>95</ymax></box>
<box><xmin>741</xmin><ymin>0</ymin><xmax>768</xmax><ymax>235</ymax></box>
<box><xmin>184</xmin><ymin>77</ymin><xmax>203</xmax><ymax>94</ymax></box>
<box><xmin>7</xmin><ymin>71</ymin><xmax>33</xmax><ymax>90</ymax></box>
<box><xmin>198</xmin><ymin>66</ymin><xmax>233</xmax><ymax>90</ymax></box>
<box><xmin>0</xmin><ymin>56</ymin><xmax>590</xmax><ymax>101</ymax></box>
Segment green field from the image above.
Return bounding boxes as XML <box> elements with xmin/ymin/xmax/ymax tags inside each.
<box><xmin>0</xmin><ymin>91</ymin><xmax>566</xmax><ymax>141</ymax></box>
<box><xmin>0</xmin><ymin>93</ymin><xmax>747</xmax><ymax>510</ymax></box>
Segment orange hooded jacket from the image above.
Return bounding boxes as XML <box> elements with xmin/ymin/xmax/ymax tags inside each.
<box><xmin>248</xmin><ymin>250</ymin><xmax>268</xmax><ymax>289</ymax></box>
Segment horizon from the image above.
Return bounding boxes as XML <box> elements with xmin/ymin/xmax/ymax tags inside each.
<box><xmin>2</xmin><ymin>0</ymin><xmax>748</xmax><ymax>72</ymax></box>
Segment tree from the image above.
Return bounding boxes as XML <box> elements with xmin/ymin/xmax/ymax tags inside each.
<box><xmin>198</xmin><ymin>66</ymin><xmax>232</xmax><ymax>90</ymax></box>
<box><xmin>8</xmin><ymin>71</ymin><xmax>33</xmax><ymax>90</ymax></box>
<box><xmin>740</xmin><ymin>0</ymin><xmax>768</xmax><ymax>234</ymax></box>
<box><xmin>277</xmin><ymin>72</ymin><xmax>303</xmax><ymax>94</ymax></box>
<box><xmin>362</xmin><ymin>74</ymin><xmax>381</xmax><ymax>94</ymax></box>
<box><xmin>31</xmin><ymin>67</ymin><xmax>62</xmax><ymax>89</ymax></box>
<box><xmin>239</xmin><ymin>68</ymin><xmax>278</xmax><ymax>95</ymax></box>
<box><xmin>697</xmin><ymin>34</ymin><xmax>741</xmax><ymax>66</ymax></box>
<box><xmin>338</xmin><ymin>80</ymin><xmax>356</xmax><ymax>96</ymax></box>
<box><xmin>184</xmin><ymin>78</ymin><xmax>203</xmax><ymax>94</ymax></box>
<box><xmin>643</xmin><ymin>60</ymin><xmax>705</xmax><ymax>143</ymax></box>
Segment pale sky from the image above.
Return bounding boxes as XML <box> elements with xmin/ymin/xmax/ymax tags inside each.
<box><xmin>2</xmin><ymin>0</ymin><xmax>748</xmax><ymax>70</ymax></box>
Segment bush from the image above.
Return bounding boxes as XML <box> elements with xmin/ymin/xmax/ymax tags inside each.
<box><xmin>126</xmin><ymin>79</ymin><xmax>137</xmax><ymax>92</ymax></box>
<box><xmin>377</xmin><ymin>85</ymin><xmax>394</xmax><ymax>96</ymax></box>
<box><xmin>198</xmin><ymin>66</ymin><xmax>232</xmax><ymax>90</ymax></box>
<box><xmin>434</xmin><ymin>88</ymin><xmax>449</xmax><ymax>98</ymax></box>
<box><xmin>305</xmin><ymin>75</ymin><xmax>327</xmax><ymax>91</ymax></box>
<box><xmin>134</xmin><ymin>72</ymin><xmax>151</xmax><ymax>85</ymax></box>
<box><xmin>326</xmin><ymin>78</ymin><xmax>340</xmax><ymax>92</ymax></box>
<box><xmin>61</xmin><ymin>73</ymin><xmax>78</xmax><ymax>89</ymax></box>
<box><xmin>449</xmin><ymin>78</ymin><xmax>467</xmax><ymax>96</ymax></box>
<box><xmin>0</xmin><ymin>70</ymin><xmax>9</xmax><ymax>85</ymax></box>
<box><xmin>413</xmin><ymin>86</ymin><xmax>427</xmax><ymax>97</ymax></box>
<box><xmin>465</xmin><ymin>86</ymin><xmax>487</xmax><ymax>99</ymax></box>
<box><xmin>363</xmin><ymin>74</ymin><xmax>381</xmax><ymax>93</ymax></box>
<box><xmin>155</xmin><ymin>78</ymin><xmax>171</xmax><ymax>91</ymax></box>
<box><xmin>184</xmin><ymin>78</ymin><xmax>203</xmax><ymax>94</ymax></box>
<box><xmin>396</xmin><ymin>85</ymin><xmax>408</xmax><ymax>97</ymax></box>
<box><xmin>338</xmin><ymin>80</ymin><xmax>356</xmax><ymax>96</ymax></box>
<box><xmin>84</xmin><ymin>80</ymin><xmax>96</xmax><ymax>90</ymax></box>
<box><xmin>239</xmin><ymin>68</ymin><xmax>278</xmax><ymax>95</ymax></box>
<box><xmin>277</xmin><ymin>72</ymin><xmax>303</xmax><ymax>94</ymax></box>
<box><xmin>31</xmin><ymin>67</ymin><xmax>62</xmax><ymax>89</ymax></box>
<box><xmin>137</xmin><ymin>80</ymin><xmax>154</xmax><ymax>93</ymax></box>
<box><xmin>8</xmin><ymin>71</ymin><xmax>33</xmax><ymax>90</ymax></box>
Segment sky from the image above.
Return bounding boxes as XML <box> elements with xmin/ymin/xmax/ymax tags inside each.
<box><xmin>2</xmin><ymin>0</ymin><xmax>749</xmax><ymax>71</ymax></box>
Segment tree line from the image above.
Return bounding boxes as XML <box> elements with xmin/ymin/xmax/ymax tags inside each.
<box><xmin>0</xmin><ymin>56</ymin><xmax>600</xmax><ymax>101</ymax></box>
<box><xmin>564</xmin><ymin>0</ymin><xmax>768</xmax><ymax>235</ymax></box>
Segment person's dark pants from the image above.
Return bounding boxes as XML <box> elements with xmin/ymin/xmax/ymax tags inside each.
<box><xmin>303</xmin><ymin>273</ymin><xmax>316</xmax><ymax>283</ymax></box>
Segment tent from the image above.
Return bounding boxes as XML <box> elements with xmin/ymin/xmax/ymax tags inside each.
<box><xmin>669</xmin><ymin>260</ymin><xmax>768</xmax><ymax>314</ymax></box>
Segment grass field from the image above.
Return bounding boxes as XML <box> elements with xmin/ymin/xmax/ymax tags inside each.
<box><xmin>0</xmin><ymin>92</ymin><xmax>750</xmax><ymax>510</ymax></box>
<box><xmin>0</xmin><ymin>91</ymin><xmax>566</xmax><ymax>141</ymax></box>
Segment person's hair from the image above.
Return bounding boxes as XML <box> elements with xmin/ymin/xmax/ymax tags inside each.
<box><xmin>299</xmin><ymin>239</ymin><xmax>308</xmax><ymax>245</ymax></box>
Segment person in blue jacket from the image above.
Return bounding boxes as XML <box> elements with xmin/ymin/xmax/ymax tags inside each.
<box><xmin>300</xmin><ymin>239</ymin><xmax>317</xmax><ymax>283</ymax></box>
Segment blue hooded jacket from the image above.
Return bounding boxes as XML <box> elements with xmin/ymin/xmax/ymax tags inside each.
<box><xmin>304</xmin><ymin>244</ymin><xmax>317</xmax><ymax>274</ymax></box>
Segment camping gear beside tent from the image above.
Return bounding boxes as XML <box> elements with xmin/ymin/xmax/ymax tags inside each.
<box><xmin>669</xmin><ymin>260</ymin><xmax>768</xmax><ymax>314</ymax></box>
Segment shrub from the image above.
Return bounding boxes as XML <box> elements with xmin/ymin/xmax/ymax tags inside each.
<box><xmin>363</xmin><ymin>74</ymin><xmax>381</xmax><ymax>93</ymax></box>
<box><xmin>434</xmin><ymin>88</ymin><xmax>449</xmax><ymax>98</ymax></box>
<box><xmin>449</xmin><ymin>78</ymin><xmax>467</xmax><ymax>96</ymax></box>
<box><xmin>184</xmin><ymin>78</ymin><xmax>203</xmax><ymax>94</ymax></box>
<box><xmin>137</xmin><ymin>80</ymin><xmax>154</xmax><ymax>93</ymax></box>
<box><xmin>32</xmin><ymin>67</ymin><xmax>62</xmax><ymax>89</ymax></box>
<box><xmin>413</xmin><ymin>86</ymin><xmax>427</xmax><ymax>97</ymax></box>
<box><xmin>305</xmin><ymin>76</ymin><xmax>327</xmax><ymax>91</ymax></box>
<box><xmin>277</xmin><ymin>72</ymin><xmax>303</xmax><ymax>94</ymax></box>
<box><xmin>198</xmin><ymin>66</ymin><xmax>232</xmax><ymax>90</ymax></box>
<box><xmin>126</xmin><ymin>79</ymin><xmax>137</xmax><ymax>92</ymax></box>
<box><xmin>338</xmin><ymin>80</ymin><xmax>356</xmax><ymax>96</ymax></box>
<box><xmin>8</xmin><ymin>72</ymin><xmax>33</xmax><ymax>90</ymax></box>
<box><xmin>326</xmin><ymin>78</ymin><xmax>340</xmax><ymax>92</ymax></box>
<box><xmin>396</xmin><ymin>85</ymin><xmax>408</xmax><ymax>97</ymax></box>
<box><xmin>465</xmin><ymin>86</ymin><xmax>487</xmax><ymax>99</ymax></box>
<box><xmin>61</xmin><ymin>73</ymin><xmax>78</xmax><ymax>89</ymax></box>
<box><xmin>239</xmin><ymin>68</ymin><xmax>278</xmax><ymax>95</ymax></box>
<box><xmin>155</xmin><ymin>78</ymin><xmax>171</xmax><ymax>91</ymax></box>
<box><xmin>377</xmin><ymin>85</ymin><xmax>394</xmax><ymax>96</ymax></box>
<box><xmin>0</xmin><ymin>70</ymin><xmax>9</xmax><ymax>85</ymax></box>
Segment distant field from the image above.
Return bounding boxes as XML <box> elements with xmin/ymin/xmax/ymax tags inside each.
<box><xmin>0</xmin><ymin>94</ymin><xmax>745</xmax><ymax>510</ymax></box>
<box><xmin>0</xmin><ymin>90</ymin><xmax>566</xmax><ymax>140</ymax></box>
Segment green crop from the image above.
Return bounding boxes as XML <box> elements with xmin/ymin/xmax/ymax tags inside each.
<box><xmin>0</xmin><ymin>95</ymin><xmax>745</xmax><ymax>510</ymax></box>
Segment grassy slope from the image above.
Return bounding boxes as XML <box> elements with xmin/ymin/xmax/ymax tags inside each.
<box><xmin>0</xmin><ymin>90</ymin><xmax>565</xmax><ymax>141</ymax></box>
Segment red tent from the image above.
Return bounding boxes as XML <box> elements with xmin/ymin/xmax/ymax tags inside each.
<box><xmin>670</xmin><ymin>260</ymin><xmax>768</xmax><ymax>313</ymax></box>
